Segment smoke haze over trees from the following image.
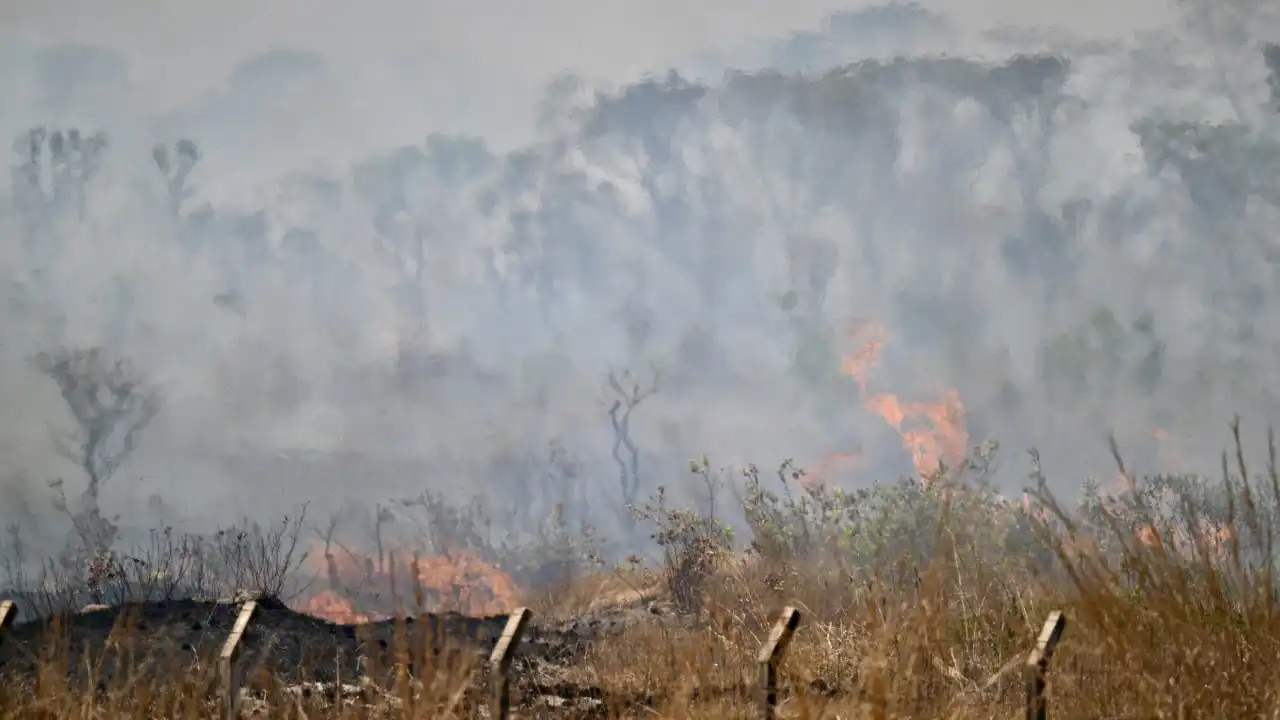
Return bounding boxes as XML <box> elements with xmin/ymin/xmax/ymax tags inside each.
<box><xmin>1</xmin><ymin>1</ymin><xmax>1279</xmax><ymax>562</ymax></box>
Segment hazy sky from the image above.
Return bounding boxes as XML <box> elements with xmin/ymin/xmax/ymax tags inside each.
<box><xmin>2</xmin><ymin>0</ymin><xmax>1176</xmax><ymax>148</ymax></box>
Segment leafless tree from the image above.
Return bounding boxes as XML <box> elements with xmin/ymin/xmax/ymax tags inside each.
<box><xmin>605</xmin><ymin>367</ymin><xmax>658</xmax><ymax>533</ymax></box>
<box><xmin>152</xmin><ymin>139</ymin><xmax>201</xmax><ymax>221</ymax></box>
<box><xmin>313</xmin><ymin>512</ymin><xmax>347</xmax><ymax>593</ymax></box>
<box><xmin>211</xmin><ymin>507</ymin><xmax>311</xmax><ymax>601</ymax></box>
<box><xmin>36</xmin><ymin>347</ymin><xmax>163</xmax><ymax>557</ymax></box>
<box><xmin>11</xmin><ymin>126</ymin><xmax>108</xmax><ymax>269</ymax></box>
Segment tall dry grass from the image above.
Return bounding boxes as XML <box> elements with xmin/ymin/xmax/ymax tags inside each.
<box><xmin>3</xmin><ymin>428</ymin><xmax>1280</xmax><ymax>717</ymax></box>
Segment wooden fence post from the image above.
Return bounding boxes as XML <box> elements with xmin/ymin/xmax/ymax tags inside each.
<box><xmin>489</xmin><ymin>607</ymin><xmax>532</xmax><ymax>720</ymax></box>
<box><xmin>1024</xmin><ymin>610</ymin><xmax>1066</xmax><ymax>720</ymax></box>
<box><xmin>219</xmin><ymin>600</ymin><xmax>257</xmax><ymax>720</ymax></box>
<box><xmin>756</xmin><ymin>606</ymin><xmax>801</xmax><ymax>720</ymax></box>
<box><xmin>0</xmin><ymin>601</ymin><xmax>16</xmax><ymax>647</ymax></box>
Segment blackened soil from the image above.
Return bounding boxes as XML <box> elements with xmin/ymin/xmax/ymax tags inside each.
<box><xmin>0</xmin><ymin>594</ymin><xmax>696</xmax><ymax>717</ymax></box>
<box><xmin>1</xmin><ymin>597</ymin><xmax>605</xmax><ymax>682</ymax></box>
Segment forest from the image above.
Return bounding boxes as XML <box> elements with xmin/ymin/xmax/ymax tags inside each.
<box><xmin>1</xmin><ymin>1</ymin><xmax>1280</xmax><ymax>716</ymax></box>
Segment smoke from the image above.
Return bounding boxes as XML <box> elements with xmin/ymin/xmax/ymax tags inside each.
<box><xmin>1</xmin><ymin>1</ymin><xmax>1279</xmax><ymax>556</ymax></box>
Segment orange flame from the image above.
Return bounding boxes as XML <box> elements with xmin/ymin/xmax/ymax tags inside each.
<box><xmin>1136</xmin><ymin>524</ymin><xmax>1164</xmax><ymax>549</ymax></box>
<box><xmin>1204</xmin><ymin>521</ymin><xmax>1235</xmax><ymax>553</ymax></box>
<box><xmin>1134</xmin><ymin>518</ymin><xmax>1237</xmax><ymax>557</ymax></box>
<box><xmin>840</xmin><ymin>319</ymin><xmax>969</xmax><ymax>481</ymax></box>
<box><xmin>412</xmin><ymin>553</ymin><xmax>521</xmax><ymax>616</ymax></box>
<box><xmin>1151</xmin><ymin>427</ymin><xmax>1188</xmax><ymax>475</ymax></box>
<box><xmin>840</xmin><ymin>320</ymin><xmax>887</xmax><ymax>394</ymax></box>
<box><xmin>804</xmin><ymin>450</ymin><xmax>863</xmax><ymax>487</ymax></box>
<box><xmin>293</xmin><ymin>542</ymin><xmax>521</xmax><ymax>623</ymax></box>
<box><xmin>300</xmin><ymin>589</ymin><xmax>375</xmax><ymax>624</ymax></box>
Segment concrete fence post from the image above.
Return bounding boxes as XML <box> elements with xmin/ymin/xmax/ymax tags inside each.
<box><xmin>756</xmin><ymin>607</ymin><xmax>801</xmax><ymax>720</ymax></box>
<box><xmin>1025</xmin><ymin>610</ymin><xmax>1067</xmax><ymax>720</ymax></box>
<box><xmin>0</xmin><ymin>601</ymin><xmax>16</xmax><ymax>647</ymax></box>
<box><xmin>489</xmin><ymin>607</ymin><xmax>532</xmax><ymax>720</ymax></box>
<box><xmin>219</xmin><ymin>600</ymin><xmax>258</xmax><ymax>720</ymax></box>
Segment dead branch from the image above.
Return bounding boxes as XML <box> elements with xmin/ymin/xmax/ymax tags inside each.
<box><xmin>605</xmin><ymin>367</ymin><xmax>659</xmax><ymax>524</ymax></box>
<box><xmin>36</xmin><ymin>347</ymin><xmax>162</xmax><ymax>557</ymax></box>
<box><xmin>313</xmin><ymin>513</ymin><xmax>344</xmax><ymax>592</ymax></box>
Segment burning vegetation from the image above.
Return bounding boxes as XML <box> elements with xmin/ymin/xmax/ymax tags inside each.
<box><xmin>4</xmin><ymin>19</ymin><xmax>1280</xmax><ymax>718</ymax></box>
<box><xmin>809</xmin><ymin>318</ymin><xmax>970</xmax><ymax>485</ymax></box>
<box><xmin>297</xmin><ymin>544</ymin><xmax>521</xmax><ymax>623</ymax></box>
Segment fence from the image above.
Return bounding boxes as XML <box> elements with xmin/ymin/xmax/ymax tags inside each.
<box><xmin>210</xmin><ymin>602</ymin><xmax>1067</xmax><ymax>720</ymax></box>
<box><xmin>0</xmin><ymin>601</ymin><xmax>15</xmax><ymax>645</ymax></box>
<box><xmin>0</xmin><ymin>598</ymin><xmax>1067</xmax><ymax>719</ymax></box>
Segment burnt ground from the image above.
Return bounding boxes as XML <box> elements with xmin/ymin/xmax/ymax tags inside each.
<box><xmin>0</xmin><ymin>594</ymin><xmax>681</xmax><ymax>716</ymax></box>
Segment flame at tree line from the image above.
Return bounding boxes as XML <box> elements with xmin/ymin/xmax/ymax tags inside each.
<box><xmin>807</xmin><ymin>318</ymin><xmax>970</xmax><ymax>485</ymax></box>
<box><xmin>290</xmin><ymin>316</ymin><xmax>973</xmax><ymax>623</ymax></box>
<box><xmin>285</xmin><ymin>321</ymin><xmax>1204</xmax><ymax>624</ymax></box>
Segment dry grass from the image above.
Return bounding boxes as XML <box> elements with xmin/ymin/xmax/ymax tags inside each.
<box><xmin>4</xmin><ymin>434</ymin><xmax>1280</xmax><ymax>717</ymax></box>
<box><xmin>4</xmin><ymin>537</ymin><xmax>1276</xmax><ymax>719</ymax></box>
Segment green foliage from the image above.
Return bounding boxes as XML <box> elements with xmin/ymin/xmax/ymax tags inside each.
<box><xmin>624</xmin><ymin>440</ymin><xmax>1071</xmax><ymax>612</ymax></box>
<box><xmin>631</xmin><ymin>470</ymin><xmax>734</xmax><ymax>613</ymax></box>
<box><xmin>1039</xmin><ymin>308</ymin><xmax>1166</xmax><ymax>397</ymax></box>
<box><xmin>622</xmin><ymin>425</ymin><xmax>1280</xmax><ymax>627</ymax></box>
<box><xmin>719</xmin><ymin>54</ymin><xmax>1069</xmax><ymax>133</ymax></box>
<box><xmin>1132</xmin><ymin>118</ymin><xmax>1280</xmax><ymax>213</ymax></box>
<box><xmin>732</xmin><ymin>441</ymin><xmax>1048</xmax><ymax>579</ymax></box>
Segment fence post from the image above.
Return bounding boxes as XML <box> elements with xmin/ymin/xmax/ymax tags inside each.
<box><xmin>489</xmin><ymin>607</ymin><xmax>532</xmax><ymax>720</ymax></box>
<box><xmin>219</xmin><ymin>600</ymin><xmax>257</xmax><ymax>720</ymax></box>
<box><xmin>0</xmin><ymin>601</ymin><xmax>16</xmax><ymax>647</ymax></box>
<box><xmin>756</xmin><ymin>606</ymin><xmax>801</xmax><ymax>720</ymax></box>
<box><xmin>1024</xmin><ymin>610</ymin><xmax>1066</xmax><ymax>720</ymax></box>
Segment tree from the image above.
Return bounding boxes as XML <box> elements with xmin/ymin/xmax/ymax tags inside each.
<box><xmin>1173</xmin><ymin>0</ymin><xmax>1277</xmax><ymax>120</ymax></box>
<box><xmin>604</xmin><ymin>367</ymin><xmax>658</xmax><ymax>535</ymax></box>
<box><xmin>10</xmin><ymin>127</ymin><xmax>108</xmax><ymax>270</ymax></box>
<box><xmin>151</xmin><ymin>139</ymin><xmax>201</xmax><ymax>223</ymax></box>
<box><xmin>1039</xmin><ymin>309</ymin><xmax>1167</xmax><ymax>403</ymax></box>
<box><xmin>36</xmin><ymin>347</ymin><xmax>163</xmax><ymax>556</ymax></box>
<box><xmin>353</xmin><ymin>147</ymin><xmax>433</xmax><ymax>353</ymax></box>
<box><xmin>1265</xmin><ymin>43</ymin><xmax>1280</xmax><ymax>110</ymax></box>
<box><xmin>1132</xmin><ymin>118</ymin><xmax>1280</xmax><ymax>222</ymax></box>
<box><xmin>782</xmin><ymin>233</ymin><xmax>842</xmax><ymax>388</ymax></box>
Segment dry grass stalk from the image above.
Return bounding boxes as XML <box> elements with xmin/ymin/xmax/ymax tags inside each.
<box><xmin>3</xmin><ymin>428</ymin><xmax>1280</xmax><ymax>717</ymax></box>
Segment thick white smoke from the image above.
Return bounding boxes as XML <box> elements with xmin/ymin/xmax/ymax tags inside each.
<box><xmin>1</xmin><ymin>2</ymin><xmax>1279</xmax><ymax>556</ymax></box>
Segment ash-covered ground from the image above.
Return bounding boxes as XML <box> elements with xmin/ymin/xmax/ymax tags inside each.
<box><xmin>0</xmin><ymin>591</ymin><xmax>675</xmax><ymax>716</ymax></box>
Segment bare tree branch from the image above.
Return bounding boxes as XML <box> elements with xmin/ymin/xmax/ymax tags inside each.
<box><xmin>35</xmin><ymin>347</ymin><xmax>163</xmax><ymax>558</ymax></box>
<box><xmin>604</xmin><ymin>366</ymin><xmax>659</xmax><ymax>533</ymax></box>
